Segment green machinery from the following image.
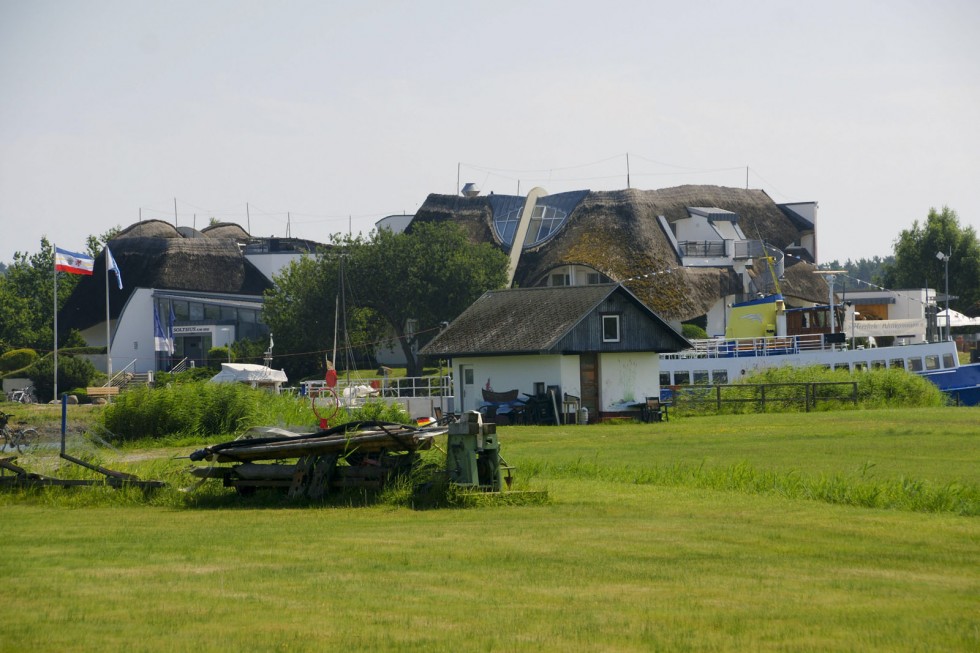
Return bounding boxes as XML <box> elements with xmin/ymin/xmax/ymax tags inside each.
<box><xmin>446</xmin><ymin>411</ymin><xmax>511</xmax><ymax>491</ymax></box>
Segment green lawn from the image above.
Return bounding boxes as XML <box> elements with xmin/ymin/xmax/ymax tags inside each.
<box><xmin>0</xmin><ymin>407</ymin><xmax>977</xmax><ymax>652</ymax></box>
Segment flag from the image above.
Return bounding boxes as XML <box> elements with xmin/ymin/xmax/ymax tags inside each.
<box><xmin>154</xmin><ymin>305</ymin><xmax>173</xmax><ymax>354</ymax></box>
<box><xmin>168</xmin><ymin>303</ymin><xmax>176</xmax><ymax>354</ymax></box>
<box><xmin>106</xmin><ymin>247</ymin><xmax>123</xmax><ymax>290</ymax></box>
<box><xmin>55</xmin><ymin>247</ymin><xmax>95</xmax><ymax>275</ymax></box>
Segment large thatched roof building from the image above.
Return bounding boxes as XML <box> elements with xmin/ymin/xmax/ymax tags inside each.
<box><xmin>405</xmin><ymin>185</ymin><xmax>825</xmax><ymax>328</ymax></box>
<box><xmin>62</xmin><ymin>219</ymin><xmax>320</xmax><ymax>375</ymax></box>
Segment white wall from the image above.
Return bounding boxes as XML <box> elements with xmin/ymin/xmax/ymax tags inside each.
<box><xmin>598</xmin><ymin>352</ymin><xmax>660</xmax><ymax>411</ymax></box>
<box><xmin>109</xmin><ymin>288</ymin><xmax>156</xmax><ymax>373</ymax></box>
<box><xmin>452</xmin><ymin>352</ymin><xmax>659</xmax><ymax>416</ymax></box>
<box><xmin>673</xmin><ymin>216</ymin><xmax>720</xmax><ymax>242</ymax></box>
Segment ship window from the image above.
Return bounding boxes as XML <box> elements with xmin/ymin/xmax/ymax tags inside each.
<box><xmin>834</xmin><ymin>363</ymin><xmax>850</xmax><ymax>372</ymax></box>
<box><xmin>712</xmin><ymin>370</ymin><xmax>728</xmax><ymax>384</ymax></box>
<box><xmin>890</xmin><ymin>358</ymin><xmax>905</xmax><ymax>370</ymax></box>
<box><xmin>660</xmin><ymin>372</ymin><xmax>671</xmax><ymax>386</ymax></box>
<box><xmin>872</xmin><ymin>360</ymin><xmax>886</xmax><ymax>369</ymax></box>
<box><xmin>925</xmin><ymin>355</ymin><xmax>940</xmax><ymax>371</ymax></box>
<box><xmin>674</xmin><ymin>371</ymin><xmax>691</xmax><ymax>385</ymax></box>
<box><xmin>942</xmin><ymin>354</ymin><xmax>955</xmax><ymax>369</ymax></box>
<box><xmin>907</xmin><ymin>358</ymin><xmax>923</xmax><ymax>372</ymax></box>
<box><xmin>853</xmin><ymin>362</ymin><xmax>867</xmax><ymax>372</ymax></box>
<box><xmin>602</xmin><ymin>314</ymin><xmax>621</xmax><ymax>342</ymax></box>
<box><xmin>693</xmin><ymin>370</ymin><xmax>709</xmax><ymax>384</ymax></box>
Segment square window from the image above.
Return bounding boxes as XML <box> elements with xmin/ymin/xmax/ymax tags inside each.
<box><xmin>602</xmin><ymin>314</ymin><xmax>620</xmax><ymax>342</ymax></box>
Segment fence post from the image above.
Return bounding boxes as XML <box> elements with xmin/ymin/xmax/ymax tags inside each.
<box><xmin>716</xmin><ymin>385</ymin><xmax>722</xmax><ymax>411</ymax></box>
<box><xmin>760</xmin><ymin>385</ymin><xmax>766</xmax><ymax>412</ymax></box>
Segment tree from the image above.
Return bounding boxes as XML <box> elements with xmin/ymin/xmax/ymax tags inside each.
<box><xmin>0</xmin><ymin>231</ymin><xmax>120</xmax><ymax>355</ymax></box>
<box><xmin>881</xmin><ymin>207</ymin><xmax>980</xmax><ymax>312</ymax></box>
<box><xmin>263</xmin><ymin>222</ymin><xmax>509</xmax><ymax>379</ymax></box>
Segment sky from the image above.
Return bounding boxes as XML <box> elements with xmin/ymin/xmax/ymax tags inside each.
<box><xmin>2</xmin><ymin>0</ymin><xmax>979</xmax><ymax>267</ymax></box>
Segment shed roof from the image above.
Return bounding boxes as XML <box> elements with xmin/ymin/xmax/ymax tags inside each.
<box><xmin>421</xmin><ymin>283</ymin><xmax>689</xmax><ymax>357</ymax></box>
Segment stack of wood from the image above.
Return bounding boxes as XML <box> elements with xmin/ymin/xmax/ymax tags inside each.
<box><xmin>189</xmin><ymin>421</ymin><xmax>447</xmax><ymax>499</ymax></box>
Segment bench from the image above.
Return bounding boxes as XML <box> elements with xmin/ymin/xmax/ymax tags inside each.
<box><xmin>86</xmin><ymin>386</ymin><xmax>120</xmax><ymax>400</ymax></box>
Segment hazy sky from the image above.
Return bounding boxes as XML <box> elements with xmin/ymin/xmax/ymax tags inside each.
<box><xmin>2</xmin><ymin>0</ymin><xmax>978</xmax><ymax>267</ymax></box>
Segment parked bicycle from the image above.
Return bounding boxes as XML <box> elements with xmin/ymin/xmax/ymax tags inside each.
<box><xmin>0</xmin><ymin>411</ymin><xmax>38</xmax><ymax>454</ymax></box>
<box><xmin>7</xmin><ymin>386</ymin><xmax>36</xmax><ymax>404</ymax></box>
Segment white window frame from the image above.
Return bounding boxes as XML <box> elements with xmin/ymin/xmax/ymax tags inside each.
<box><xmin>602</xmin><ymin>314</ymin><xmax>621</xmax><ymax>343</ymax></box>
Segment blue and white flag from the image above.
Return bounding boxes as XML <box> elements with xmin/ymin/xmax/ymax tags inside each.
<box><xmin>106</xmin><ymin>247</ymin><xmax>123</xmax><ymax>290</ymax></box>
<box><xmin>154</xmin><ymin>305</ymin><xmax>173</xmax><ymax>354</ymax></box>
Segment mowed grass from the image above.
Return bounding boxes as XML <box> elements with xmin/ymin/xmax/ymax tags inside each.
<box><xmin>0</xmin><ymin>407</ymin><xmax>978</xmax><ymax>652</ymax></box>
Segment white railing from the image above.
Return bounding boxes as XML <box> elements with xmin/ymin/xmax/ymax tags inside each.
<box><xmin>169</xmin><ymin>357</ymin><xmax>190</xmax><ymax>374</ymax></box>
<box><xmin>107</xmin><ymin>359</ymin><xmax>138</xmax><ymax>387</ymax></box>
<box><xmin>663</xmin><ymin>334</ymin><xmax>828</xmax><ymax>360</ymax></box>
<box><xmin>301</xmin><ymin>375</ymin><xmax>453</xmax><ymax>401</ymax></box>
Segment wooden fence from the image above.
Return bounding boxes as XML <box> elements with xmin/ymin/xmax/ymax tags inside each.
<box><xmin>670</xmin><ymin>381</ymin><xmax>858</xmax><ymax>415</ymax></box>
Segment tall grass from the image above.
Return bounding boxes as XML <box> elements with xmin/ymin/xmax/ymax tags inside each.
<box><xmin>99</xmin><ymin>381</ymin><xmax>415</xmax><ymax>443</ymax></box>
<box><xmin>674</xmin><ymin>365</ymin><xmax>946</xmax><ymax>416</ymax></box>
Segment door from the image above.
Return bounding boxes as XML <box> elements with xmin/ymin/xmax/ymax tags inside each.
<box><xmin>459</xmin><ymin>364</ymin><xmax>476</xmax><ymax>412</ymax></box>
<box><xmin>579</xmin><ymin>353</ymin><xmax>599</xmax><ymax>422</ymax></box>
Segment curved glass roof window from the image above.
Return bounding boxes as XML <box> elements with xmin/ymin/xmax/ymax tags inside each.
<box><xmin>490</xmin><ymin>190</ymin><xmax>589</xmax><ymax>250</ymax></box>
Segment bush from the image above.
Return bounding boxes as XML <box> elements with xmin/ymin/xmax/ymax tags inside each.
<box><xmin>681</xmin><ymin>324</ymin><xmax>708</xmax><ymax>340</ymax></box>
<box><xmin>674</xmin><ymin>364</ymin><xmax>946</xmax><ymax>416</ymax></box>
<box><xmin>207</xmin><ymin>347</ymin><xmax>231</xmax><ymax>370</ymax></box>
<box><xmin>0</xmin><ymin>348</ymin><xmax>38</xmax><ymax>373</ymax></box>
<box><xmin>23</xmin><ymin>354</ymin><xmax>97</xmax><ymax>402</ymax></box>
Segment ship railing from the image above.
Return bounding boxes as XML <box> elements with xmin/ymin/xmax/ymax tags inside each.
<box><xmin>302</xmin><ymin>375</ymin><xmax>453</xmax><ymax>401</ymax></box>
<box><xmin>664</xmin><ymin>334</ymin><xmax>828</xmax><ymax>360</ymax></box>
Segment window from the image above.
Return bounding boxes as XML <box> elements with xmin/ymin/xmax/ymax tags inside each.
<box><xmin>890</xmin><ymin>358</ymin><xmax>905</xmax><ymax>370</ymax></box>
<box><xmin>908</xmin><ymin>358</ymin><xmax>923</xmax><ymax>372</ymax></box>
<box><xmin>872</xmin><ymin>360</ymin><xmax>885</xmax><ymax>369</ymax></box>
<box><xmin>834</xmin><ymin>363</ymin><xmax>850</xmax><ymax>372</ymax></box>
<box><xmin>693</xmin><ymin>370</ymin><xmax>709</xmax><ymax>384</ymax></box>
<box><xmin>551</xmin><ymin>273</ymin><xmax>569</xmax><ymax>287</ymax></box>
<box><xmin>172</xmin><ymin>301</ymin><xmax>189</xmax><ymax>321</ymax></box>
<box><xmin>660</xmin><ymin>372</ymin><xmax>671</xmax><ymax>386</ymax></box>
<box><xmin>925</xmin><ymin>355</ymin><xmax>940</xmax><ymax>371</ymax></box>
<box><xmin>674</xmin><ymin>371</ymin><xmax>691</xmax><ymax>385</ymax></box>
<box><xmin>712</xmin><ymin>370</ymin><xmax>728</xmax><ymax>384</ymax></box>
<box><xmin>204</xmin><ymin>304</ymin><xmax>221</xmax><ymax>320</ymax></box>
<box><xmin>942</xmin><ymin>354</ymin><xmax>956</xmax><ymax>369</ymax></box>
<box><xmin>528</xmin><ymin>205</ymin><xmax>567</xmax><ymax>244</ymax></box>
<box><xmin>587</xmin><ymin>272</ymin><xmax>602</xmax><ymax>285</ymax></box>
<box><xmin>602</xmin><ymin>314</ymin><xmax>620</xmax><ymax>342</ymax></box>
<box><xmin>189</xmin><ymin>302</ymin><xmax>204</xmax><ymax>321</ymax></box>
<box><xmin>853</xmin><ymin>362</ymin><xmax>867</xmax><ymax>372</ymax></box>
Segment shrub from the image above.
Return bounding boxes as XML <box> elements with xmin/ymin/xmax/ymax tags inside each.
<box><xmin>207</xmin><ymin>347</ymin><xmax>231</xmax><ymax>370</ymax></box>
<box><xmin>23</xmin><ymin>354</ymin><xmax>97</xmax><ymax>402</ymax></box>
<box><xmin>681</xmin><ymin>324</ymin><xmax>708</xmax><ymax>340</ymax></box>
<box><xmin>0</xmin><ymin>348</ymin><xmax>38</xmax><ymax>373</ymax></box>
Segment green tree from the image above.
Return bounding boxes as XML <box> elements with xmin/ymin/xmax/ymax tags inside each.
<box><xmin>264</xmin><ymin>222</ymin><xmax>509</xmax><ymax>379</ymax></box>
<box><xmin>881</xmin><ymin>207</ymin><xmax>980</xmax><ymax>312</ymax></box>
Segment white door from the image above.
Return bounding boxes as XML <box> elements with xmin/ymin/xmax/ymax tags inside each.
<box><xmin>459</xmin><ymin>364</ymin><xmax>476</xmax><ymax>412</ymax></box>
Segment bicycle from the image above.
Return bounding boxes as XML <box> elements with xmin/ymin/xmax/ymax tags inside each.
<box><xmin>7</xmin><ymin>386</ymin><xmax>35</xmax><ymax>404</ymax></box>
<box><xmin>0</xmin><ymin>411</ymin><xmax>38</xmax><ymax>455</ymax></box>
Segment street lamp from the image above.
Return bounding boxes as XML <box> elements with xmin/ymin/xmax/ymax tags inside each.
<box><xmin>219</xmin><ymin>327</ymin><xmax>232</xmax><ymax>363</ymax></box>
<box><xmin>936</xmin><ymin>249</ymin><xmax>951</xmax><ymax>341</ymax></box>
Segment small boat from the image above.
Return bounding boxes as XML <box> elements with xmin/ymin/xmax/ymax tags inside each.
<box><xmin>660</xmin><ymin>294</ymin><xmax>980</xmax><ymax>405</ymax></box>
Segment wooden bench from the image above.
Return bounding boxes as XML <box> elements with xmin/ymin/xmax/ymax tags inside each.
<box><xmin>86</xmin><ymin>386</ymin><xmax>120</xmax><ymax>400</ymax></box>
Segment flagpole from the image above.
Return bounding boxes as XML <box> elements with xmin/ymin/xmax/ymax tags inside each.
<box><xmin>53</xmin><ymin>243</ymin><xmax>59</xmax><ymax>401</ymax></box>
<box><xmin>105</xmin><ymin>249</ymin><xmax>112</xmax><ymax>384</ymax></box>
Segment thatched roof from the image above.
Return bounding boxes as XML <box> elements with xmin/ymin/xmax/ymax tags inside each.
<box><xmin>412</xmin><ymin>185</ymin><xmax>819</xmax><ymax>322</ymax></box>
<box><xmin>62</xmin><ymin>220</ymin><xmax>271</xmax><ymax>333</ymax></box>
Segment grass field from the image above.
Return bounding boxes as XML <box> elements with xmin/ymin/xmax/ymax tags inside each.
<box><xmin>1</xmin><ymin>407</ymin><xmax>978</xmax><ymax>651</ymax></box>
